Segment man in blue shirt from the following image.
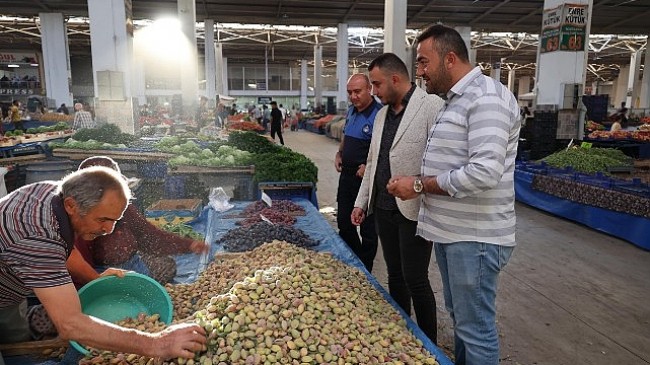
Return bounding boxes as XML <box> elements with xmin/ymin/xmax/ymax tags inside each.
<box><xmin>334</xmin><ymin>74</ymin><xmax>382</xmax><ymax>271</ymax></box>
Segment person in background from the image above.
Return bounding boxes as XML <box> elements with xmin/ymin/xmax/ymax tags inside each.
<box><xmin>270</xmin><ymin>101</ymin><xmax>285</xmax><ymax>145</ymax></box>
<box><xmin>229</xmin><ymin>103</ymin><xmax>237</xmax><ymax>116</ymax></box>
<box><xmin>72</xmin><ymin>102</ymin><xmax>95</xmax><ymax>130</ymax></box>
<box><xmin>10</xmin><ymin>100</ymin><xmax>23</xmax><ymax>131</ymax></box>
<box><xmin>352</xmin><ymin>53</ymin><xmax>444</xmax><ymax>343</ymax></box>
<box><xmin>253</xmin><ymin>105</ymin><xmax>262</xmax><ymax>125</ymax></box>
<box><xmin>610</xmin><ymin>117</ymin><xmax>622</xmax><ymax>132</ymax></box>
<box><xmin>0</xmin><ymin>166</ymin><xmax>206</xmax><ymax>360</ymax></box>
<box><xmin>67</xmin><ymin>156</ymin><xmax>209</xmax><ymax>287</ymax></box>
<box><xmin>334</xmin><ymin>73</ymin><xmax>382</xmax><ymax>272</ymax></box>
<box><xmin>57</xmin><ymin>103</ymin><xmax>69</xmax><ymax>115</ymax></box>
<box><xmin>262</xmin><ymin>104</ymin><xmax>271</xmax><ymax>131</ymax></box>
<box><xmin>279</xmin><ymin>103</ymin><xmax>289</xmax><ymax>129</ymax></box>
<box><xmin>388</xmin><ymin>25</ymin><xmax>521</xmax><ymax>365</ymax></box>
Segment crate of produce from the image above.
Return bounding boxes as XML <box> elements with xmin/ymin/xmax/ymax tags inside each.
<box><xmin>145</xmin><ymin>198</ymin><xmax>202</xmax><ymax>227</ymax></box>
<box><xmin>258</xmin><ymin>181</ymin><xmax>318</xmax><ymax>208</ymax></box>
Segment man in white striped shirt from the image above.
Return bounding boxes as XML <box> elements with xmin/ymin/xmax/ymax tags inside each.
<box><xmin>388</xmin><ymin>25</ymin><xmax>521</xmax><ymax>365</ymax></box>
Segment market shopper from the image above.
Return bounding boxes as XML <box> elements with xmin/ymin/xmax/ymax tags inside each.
<box><xmin>388</xmin><ymin>25</ymin><xmax>521</xmax><ymax>365</ymax></box>
<box><xmin>10</xmin><ymin>100</ymin><xmax>22</xmax><ymax>131</ymax></box>
<box><xmin>352</xmin><ymin>53</ymin><xmax>444</xmax><ymax>343</ymax></box>
<box><xmin>72</xmin><ymin>102</ymin><xmax>95</xmax><ymax>130</ymax></box>
<box><xmin>0</xmin><ymin>166</ymin><xmax>206</xmax><ymax>360</ymax></box>
<box><xmin>270</xmin><ymin>101</ymin><xmax>285</xmax><ymax>145</ymax></box>
<box><xmin>67</xmin><ymin>156</ymin><xmax>209</xmax><ymax>287</ymax></box>
<box><xmin>334</xmin><ymin>73</ymin><xmax>382</xmax><ymax>271</ymax></box>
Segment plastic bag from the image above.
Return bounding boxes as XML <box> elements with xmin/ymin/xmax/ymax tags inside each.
<box><xmin>208</xmin><ymin>187</ymin><xmax>233</xmax><ymax>212</ymax></box>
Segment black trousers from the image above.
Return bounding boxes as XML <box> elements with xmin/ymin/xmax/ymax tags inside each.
<box><xmin>270</xmin><ymin>122</ymin><xmax>284</xmax><ymax>145</ymax></box>
<box><xmin>374</xmin><ymin>207</ymin><xmax>437</xmax><ymax>344</ymax></box>
<box><xmin>336</xmin><ymin>171</ymin><xmax>378</xmax><ymax>271</ymax></box>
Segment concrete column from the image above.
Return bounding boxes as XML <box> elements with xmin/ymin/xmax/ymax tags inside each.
<box><xmin>613</xmin><ymin>66</ymin><xmax>629</xmax><ymax>108</ymax></box>
<box><xmin>518</xmin><ymin>76</ymin><xmax>532</xmax><ymax>97</ymax></box>
<box><xmin>132</xmin><ymin>57</ymin><xmax>146</xmax><ymax>105</ymax></box>
<box><xmin>383</xmin><ymin>0</ymin><xmax>407</xmax><ymax>64</ymax></box>
<box><xmin>204</xmin><ymin>19</ymin><xmax>217</xmax><ymax>101</ymax></box>
<box><xmin>507</xmin><ymin>69</ymin><xmax>516</xmax><ymax>92</ymax></box>
<box><xmin>88</xmin><ymin>0</ymin><xmax>134</xmax><ymax>132</ymax></box>
<box><xmin>215</xmin><ymin>44</ymin><xmax>226</xmax><ymax>96</ymax></box>
<box><xmin>178</xmin><ymin>0</ymin><xmax>198</xmax><ymax>111</ymax></box>
<box><xmin>337</xmin><ymin>23</ymin><xmax>349</xmax><ymax>112</ymax></box>
<box><xmin>39</xmin><ymin>13</ymin><xmax>72</xmax><ymax>107</ymax></box>
<box><xmin>491</xmin><ymin>61</ymin><xmax>502</xmax><ymax>82</ymax></box>
<box><xmin>640</xmin><ymin>49</ymin><xmax>650</xmax><ymax>108</ymax></box>
<box><xmin>536</xmin><ymin>0</ymin><xmax>593</xmax><ymax>107</ymax></box>
<box><xmin>626</xmin><ymin>50</ymin><xmax>642</xmax><ymax>108</ymax></box>
<box><xmin>454</xmin><ymin>26</ymin><xmax>475</xmax><ymax>65</ymax></box>
<box><xmin>300</xmin><ymin>59</ymin><xmax>308</xmax><ymax>110</ymax></box>
<box><xmin>314</xmin><ymin>45</ymin><xmax>323</xmax><ymax>110</ymax></box>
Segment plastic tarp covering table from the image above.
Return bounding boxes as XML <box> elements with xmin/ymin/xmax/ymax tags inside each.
<box><xmin>179</xmin><ymin>198</ymin><xmax>453</xmax><ymax>365</ymax></box>
<box><xmin>515</xmin><ymin>170</ymin><xmax>650</xmax><ymax>250</ymax></box>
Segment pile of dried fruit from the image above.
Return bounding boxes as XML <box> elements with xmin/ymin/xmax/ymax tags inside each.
<box><xmin>241</xmin><ymin>200</ymin><xmax>306</xmax><ymax>216</ymax></box>
<box><xmin>217</xmin><ymin>222</ymin><xmax>317</xmax><ymax>252</ymax></box>
<box><xmin>237</xmin><ymin>208</ymin><xmax>296</xmax><ymax>227</ymax></box>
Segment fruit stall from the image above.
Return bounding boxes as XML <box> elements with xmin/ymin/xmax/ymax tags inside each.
<box><xmin>515</xmin><ymin>146</ymin><xmax>650</xmax><ymax>250</ymax></box>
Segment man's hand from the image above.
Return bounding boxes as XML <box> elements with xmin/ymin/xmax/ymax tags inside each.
<box><xmin>356</xmin><ymin>164</ymin><xmax>366</xmax><ymax>178</ymax></box>
<box><xmin>155</xmin><ymin>323</ymin><xmax>207</xmax><ymax>360</ymax></box>
<box><xmin>351</xmin><ymin>207</ymin><xmax>366</xmax><ymax>226</ymax></box>
<box><xmin>98</xmin><ymin>268</ymin><xmax>129</xmax><ymax>279</ymax></box>
<box><xmin>189</xmin><ymin>240</ymin><xmax>210</xmax><ymax>254</ymax></box>
<box><xmin>334</xmin><ymin>152</ymin><xmax>342</xmax><ymax>172</ymax></box>
<box><xmin>387</xmin><ymin>175</ymin><xmax>420</xmax><ymax>200</ymax></box>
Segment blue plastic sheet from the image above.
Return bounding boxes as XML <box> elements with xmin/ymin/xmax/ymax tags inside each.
<box><xmin>515</xmin><ymin>170</ymin><xmax>650</xmax><ymax>250</ymax></box>
<box><xmin>180</xmin><ymin>198</ymin><xmax>453</xmax><ymax>365</ymax></box>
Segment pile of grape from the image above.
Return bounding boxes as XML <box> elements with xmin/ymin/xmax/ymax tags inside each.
<box><xmin>218</xmin><ymin>222</ymin><xmax>317</xmax><ymax>252</ymax></box>
<box><xmin>241</xmin><ymin>200</ymin><xmax>305</xmax><ymax>216</ymax></box>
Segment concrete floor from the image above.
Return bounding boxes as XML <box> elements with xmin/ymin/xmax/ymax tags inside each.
<box><xmin>280</xmin><ymin>129</ymin><xmax>650</xmax><ymax>365</ymax></box>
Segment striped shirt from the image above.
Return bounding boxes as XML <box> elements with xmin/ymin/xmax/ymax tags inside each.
<box><xmin>73</xmin><ymin>110</ymin><xmax>96</xmax><ymax>130</ymax></box>
<box><xmin>0</xmin><ymin>183</ymin><xmax>73</xmax><ymax>308</ymax></box>
<box><xmin>417</xmin><ymin>67</ymin><xmax>521</xmax><ymax>246</ymax></box>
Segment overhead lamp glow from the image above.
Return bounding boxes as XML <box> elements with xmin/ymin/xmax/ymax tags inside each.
<box><xmin>30</xmin><ymin>63</ymin><xmax>39</xmax><ymax>67</ymax></box>
<box><xmin>7</xmin><ymin>64</ymin><xmax>19</xmax><ymax>68</ymax></box>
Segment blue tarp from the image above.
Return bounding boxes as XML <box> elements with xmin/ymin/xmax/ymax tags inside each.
<box><xmin>515</xmin><ymin>170</ymin><xmax>650</xmax><ymax>250</ymax></box>
<box><xmin>180</xmin><ymin>198</ymin><xmax>453</xmax><ymax>365</ymax></box>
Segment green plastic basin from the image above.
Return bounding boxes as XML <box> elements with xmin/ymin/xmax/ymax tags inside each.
<box><xmin>69</xmin><ymin>272</ymin><xmax>173</xmax><ymax>355</ymax></box>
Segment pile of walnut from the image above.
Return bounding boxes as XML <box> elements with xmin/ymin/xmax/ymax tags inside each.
<box><xmin>76</xmin><ymin>241</ymin><xmax>440</xmax><ymax>365</ymax></box>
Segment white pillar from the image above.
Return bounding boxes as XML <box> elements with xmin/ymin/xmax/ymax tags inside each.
<box><xmin>314</xmin><ymin>46</ymin><xmax>323</xmax><ymax>110</ymax></box>
<box><xmin>204</xmin><ymin>19</ymin><xmax>217</xmax><ymax>101</ymax></box>
<box><xmin>215</xmin><ymin>45</ymin><xmax>226</xmax><ymax>96</ymax></box>
<box><xmin>454</xmin><ymin>26</ymin><xmax>475</xmax><ymax>65</ymax></box>
<box><xmin>507</xmin><ymin>69</ymin><xmax>516</xmax><ymax>92</ymax></box>
<box><xmin>383</xmin><ymin>0</ymin><xmax>407</xmax><ymax>64</ymax></box>
<box><xmin>491</xmin><ymin>61</ymin><xmax>502</xmax><ymax>81</ymax></box>
<box><xmin>132</xmin><ymin>57</ymin><xmax>146</xmax><ymax>105</ymax></box>
<box><xmin>337</xmin><ymin>23</ymin><xmax>349</xmax><ymax>112</ymax></box>
<box><xmin>613</xmin><ymin>66</ymin><xmax>629</xmax><ymax>108</ymax></box>
<box><xmin>300</xmin><ymin>59</ymin><xmax>308</xmax><ymax>110</ymax></box>
<box><xmin>39</xmin><ymin>13</ymin><xmax>72</xmax><ymax>107</ymax></box>
<box><xmin>88</xmin><ymin>0</ymin><xmax>134</xmax><ymax>132</ymax></box>
<box><xmin>518</xmin><ymin>76</ymin><xmax>532</xmax><ymax>98</ymax></box>
<box><xmin>536</xmin><ymin>0</ymin><xmax>593</xmax><ymax>107</ymax></box>
<box><xmin>626</xmin><ymin>50</ymin><xmax>642</xmax><ymax>108</ymax></box>
<box><xmin>178</xmin><ymin>0</ymin><xmax>198</xmax><ymax>111</ymax></box>
<box><xmin>640</xmin><ymin>49</ymin><xmax>650</xmax><ymax>108</ymax></box>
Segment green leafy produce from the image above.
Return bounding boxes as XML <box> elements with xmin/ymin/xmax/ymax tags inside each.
<box><xmin>73</xmin><ymin>124</ymin><xmax>137</xmax><ymax>145</ymax></box>
<box><xmin>541</xmin><ymin>147</ymin><xmax>632</xmax><ymax>174</ymax></box>
<box><xmin>167</xmin><ymin>144</ymin><xmax>253</xmax><ymax>168</ymax></box>
<box><xmin>49</xmin><ymin>138</ymin><xmax>127</xmax><ymax>150</ymax></box>
<box><xmin>253</xmin><ymin>147</ymin><xmax>318</xmax><ymax>183</ymax></box>
<box><xmin>159</xmin><ymin>222</ymin><xmax>204</xmax><ymax>241</ymax></box>
<box><xmin>227</xmin><ymin>131</ymin><xmax>280</xmax><ymax>154</ymax></box>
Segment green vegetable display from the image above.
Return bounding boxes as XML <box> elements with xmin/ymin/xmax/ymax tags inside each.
<box><xmin>253</xmin><ymin>147</ymin><xmax>318</xmax><ymax>184</ymax></box>
<box><xmin>541</xmin><ymin>147</ymin><xmax>633</xmax><ymax>174</ymax></box>
<box><xmin>227</xmin><ymin>131</ymin><xmax>280</xmax><ymax>154</ymax></box>
<box><xmin>167</xmin><ymin>143</ymin><xmax>253</xmax><ymax>168</ymax></box>
<box><xmin>159</xmin><ymin>222</ymin><xmax>204</xmax><ymax>241</ymax></box>
<box><xmin>73</xmin><ymin>124</ymin><xmax>137</xmax><ymax>146</ymax></box>
<box><xmin>49</xmin><ymin>138</ymin><xmax>127</xmax><ymax>150</ymax></box>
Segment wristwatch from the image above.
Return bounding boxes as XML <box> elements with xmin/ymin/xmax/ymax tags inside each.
<box><xmin>413</xmin><ymin>178</ymin><xmax>424</xmax><ymax>193</ymax></box>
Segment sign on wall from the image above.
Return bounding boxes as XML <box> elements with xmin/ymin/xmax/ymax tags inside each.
<box><xmin>540</xmin><ymin>3</ymin><xmax>589</xmax><ymax>54</ymax></box>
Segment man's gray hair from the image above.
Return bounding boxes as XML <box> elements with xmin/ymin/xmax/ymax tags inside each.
<box><xmin>59</xmin><ymin>166</ymin><xmax>131</xmax><ymax>215</ymax></box>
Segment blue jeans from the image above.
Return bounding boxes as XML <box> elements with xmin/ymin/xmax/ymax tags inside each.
<box><xmin>434</xmin><ymin>241</ymin><xmax>514</xmax><ymax>365</ymax></box>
